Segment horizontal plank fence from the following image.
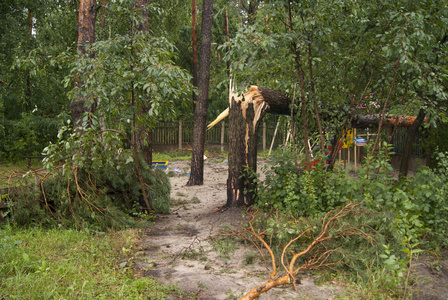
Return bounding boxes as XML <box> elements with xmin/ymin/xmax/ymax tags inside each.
<box><xmin>152</xmin><ymin>122</ymin><xmax>427</xmax><ymax>159</ymax></box>
<box><xmin>153</xmin><ymin>121</ymin><xmax>288</xmax><ymax>151</ymax></box>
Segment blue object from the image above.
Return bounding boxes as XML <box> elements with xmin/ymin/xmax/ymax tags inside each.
<box><xmin>152</xmin><ymin>161</ymin><xmax>168</xmax><ymax>170</ymax></box>
<box><xmin>356</xmin><ymin>137</ymin><xmax>367</xmax><ymax>145</ymax></box>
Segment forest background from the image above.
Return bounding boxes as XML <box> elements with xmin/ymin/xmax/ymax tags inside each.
<box><xmin>1</xmin><ymin>0</ymin><xmax>448</xmax><ymax>299</ymax></box>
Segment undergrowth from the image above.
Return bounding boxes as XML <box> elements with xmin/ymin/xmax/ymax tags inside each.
<box><xmin>247</xmin><ymin>144</ymin><xmax>448</xmax><ymax>297</ymax></box>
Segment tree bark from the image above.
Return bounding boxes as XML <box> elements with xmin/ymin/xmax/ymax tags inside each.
<box><xmin>134</xmin><ymin>0</ymin><xmax>153</xmax><ymax>166</ymax></box>
<box><xmin>289</xmin><ymin>4</ymin><xmax>310</xmax><ymax>169</ymax></box>
<box><xmin>187</xmin><ymin>0</ymin><xmax>213</xmax><ymax>186</ymax></box>
<box><xmin>308</xmin><ymin>39</ymin><xmax>325</xmax><ymax>155</ymax></box>
<box><xmin>224</xmin><ymin>9</ymin><xmax>231</xmax><ymax>76</ymax></box>
<box><xmin>399</xmin><ymin>108</ymin><xmax>426</xmax><ymax>179</ymax></box>
<box><xmin>71</xmin><ymin>0</ymin><xmax>97</xmax><ymax>127</ymax></box>
<box><xmin>192</xmin><ymin>0</ymin><xmax>198</xmax><ymax>106</ymax></box>
<box><xmin>226</xmin><ymin>96</ymin><xmax>265</xmax><ymax>207</ymax></box>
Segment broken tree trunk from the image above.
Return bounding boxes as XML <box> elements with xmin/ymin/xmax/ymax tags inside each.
<box><xmin>225</xmin><ymin>85</ymin><xmax>273</xmax><ymax>207</ymax></box>
<box><xmin>351</xmin><ymin>114</ymin><xmax>428</xmax><ymax>129</ymax></box>
<box><xmin>209</xmin><ymin>85</ymin><xmax>428</xmax><ymax>206</ymax></box>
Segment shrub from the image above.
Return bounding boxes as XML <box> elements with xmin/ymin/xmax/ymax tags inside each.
<box><xmin>255</xmin><ymin>145</ymin><xmax>448</xmax><ymax>243</ymax></box>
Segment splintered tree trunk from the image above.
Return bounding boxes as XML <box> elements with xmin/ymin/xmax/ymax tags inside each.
<box><xmin>227</xmin><ymin>99</ymin><xmax>246</xmax><ymax>207</ymax></box>
<box><xmin>226</xmin><ymin>97</ymin><xmax>265</xmax><ymax>207</ymax></box>
<box><xmin>223</xmin><ymin>85</ymin><xmax>274</xmax><ymax>207</ymax></box>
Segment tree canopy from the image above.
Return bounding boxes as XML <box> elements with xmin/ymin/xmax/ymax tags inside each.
<box><xmin>0</xmin><ymin>0</ymin><xmax>447</xmax><ymax>163</ymax></box>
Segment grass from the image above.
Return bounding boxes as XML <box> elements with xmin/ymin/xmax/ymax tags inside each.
<box><xmin>153</xmin><ymin>150</ymin><xmax>191</xmax><ymax>161</ymax></box>
<box><xmin>0</xmin><ymin>225</ymin><xmax>177</xmax><ymax>299</ymax></box>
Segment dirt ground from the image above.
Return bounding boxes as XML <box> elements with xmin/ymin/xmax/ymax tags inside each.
<box><xmin>133</xmin><ymin>157</ymin><xmax>448</xmax><ymax>300</ymax></box>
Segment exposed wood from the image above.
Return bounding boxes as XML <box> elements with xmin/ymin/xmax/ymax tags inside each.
<box><xmin>209</xmin><ymin>87</ymin><xmax>427</xmax><ymax>130</ymax></box>
<box><xmin>225</xmin><ymin>84</ymin><xmax>268</xmax><ymax>207</ymax></box>
<box><xmin>207</xmin><ymin>86</ymin><xmax>291</xmax><ymax>130</ymax></box>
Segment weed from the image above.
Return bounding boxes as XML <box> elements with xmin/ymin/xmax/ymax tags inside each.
<box><xmin>153</xmin><ymin>151</ymin><xmax>191</xmax><ymax>161</ymax></box>
<box><xmin>220</xmin><ymin>269</ymin><xmax>237</xmax><ymax>274</ymax></box>
<box><xmin>244</xmin><ymin>251</ymin><xmax>257</xmax><ymax>265</ymax></box>
<box><xmin>170</xmin><ymin>198</ymin><xmax>189</xmax><ymax>208</ymax></box>
<box><xmin>176</xmin><ymin>192</ymin><xmax>188</xmax><ymax>197</ymax></box>
<box><xmin>210</xmin><ymin>235</ymin><xmax>238</xmax><ymax>260</ymax></box>
<box><xmin>197</xmin><ymin>282</ymin><xmax>209</xmax><ymax>290</ymax></box>
<box><xmin>226</xmin><ymin>289</ymin><xmax>241</xmax><ymax>300</ymax></box>
<box><xmin>191</xmin><ymin>196</ymin><xmax>201</xmax><ymax>204</ymax></box>
<box><xmin>182</xmin><ymin>249</ymin><xmax>202</xmax><ymax>260</ymax></box>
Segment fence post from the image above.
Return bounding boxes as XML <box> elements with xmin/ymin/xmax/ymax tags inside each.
<box><xmin>263</xmin><ymin>122</ymin><xmax>266</xmax><ymax>151</ymax></box>
<box><xmin>221</xmin><ymin>121</ymin><xmax>225</xmax><ymax>152</ymax></box>
<box><xmin>179</xmin><ymin>121</ymin><xmax>182</xmax><ymax>150</ymax></box>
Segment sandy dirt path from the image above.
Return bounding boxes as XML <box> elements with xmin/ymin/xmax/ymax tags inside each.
<box><xmin>134</xmin><ymin>158</ymin><xmax>341</xmax><ymax>300</ymax></box>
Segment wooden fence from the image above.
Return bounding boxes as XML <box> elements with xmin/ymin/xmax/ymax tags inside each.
<box><xmin>153</xmin><ymin>121</ymin><xmax>288</xmax><ymax>151</ymax></box>
<box><xmin>153</xmin><ymin>121</ymin><xmax>427</xmax><ymax>159</ymax></box>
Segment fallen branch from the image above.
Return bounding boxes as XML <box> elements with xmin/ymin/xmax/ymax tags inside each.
<box><xmin>240</xmin><ymin>202</ymin><xmax>375</xmax><ymax>300</ymax></box>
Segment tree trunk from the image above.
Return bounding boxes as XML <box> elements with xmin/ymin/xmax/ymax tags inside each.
<box><xmin>289</xmin><ymin>4</ymin><xmax>310</xmax><ymax>169</ymax></box>
<box><xmin>192</xmin><ymin>0</ymin><xmax>198</xmax><ymax>106</ymax></box>
<box><xmin>308</xmin><ymin>40</ymin><xmax>325</xmax><ymax>155</ymax></box>
<box><xmin>226</xmin><ymin>96</ymin><xmax>265</xmax><ymax>207</ymax></box>
<box><xmin>351</xmin><ymin>114</ymin><xmax>426</xmax><ymax>128</ymax></box>
<box><xmin>399</xmin><ymin>108</ymin><xmax>426</xmax><ymax>179</ymax></box>
<box><xmin>187</xmin><ymin>0</ymin><xmax>213</xmax><ymax>186</ymax></box>
<box><xmin>134</xmin><ymin>0</ymin><xmax>152</xmax><ymax>166</ymax></box>
<box><xmin>226</xmin><ymin>98</ymin><xmax>247</xmax><ymax>206</ymax></box>
<box><xmin>224</xmin><ymin>9</ymin><xmax>231</xmax><ymax>76</ymax></box>
<box><xmin>71</xmin><ymin>0</ymin><xmax>97</xmax><ymax>127</ymax></box>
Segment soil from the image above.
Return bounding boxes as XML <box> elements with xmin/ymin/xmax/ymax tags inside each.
<box><xmin>133</xmin><ymin>157</ymin><xmax>340</xmax><ymax>299</ymax></box>
<box><xmin>133</xmin><ymin>157</ymin><xmax>448</xmax><ymax>300</ymax></box>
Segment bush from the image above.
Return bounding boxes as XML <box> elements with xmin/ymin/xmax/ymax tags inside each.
<box><xmin>255</xmin><ymin>147</ymin><xmax>357</xmax><ymax>217</ymax></box>
<box><xmin>255</xmin><ymin>145</ymin><xmax>448</xmax><ymax>245</ymax></box>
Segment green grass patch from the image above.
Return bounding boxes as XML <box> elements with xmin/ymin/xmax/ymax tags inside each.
<box><xmin>153</xmin><ymin>150</ymin><xmax>191</xmax><ymax>161</ymax></box>
<box><xmin>0</xmin><ymin>225</ymin><xmax>176</xmax><ymax>299</ymax></box>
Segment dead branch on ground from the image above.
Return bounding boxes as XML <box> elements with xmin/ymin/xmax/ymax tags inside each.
<box><xmin>240</xmin><ymin>202</ymin><xmax>375</xmax><ymax>300</ymax></box>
